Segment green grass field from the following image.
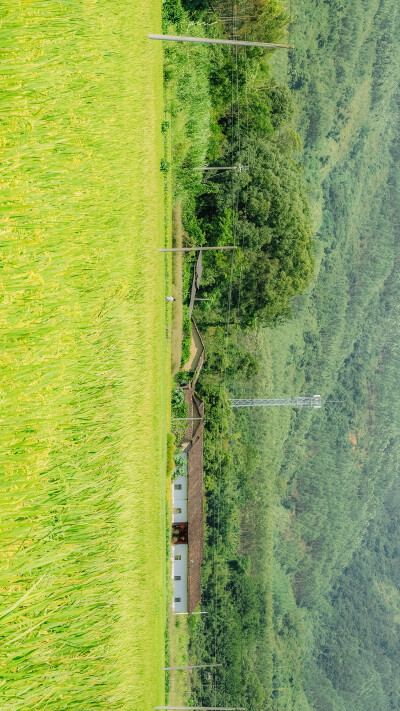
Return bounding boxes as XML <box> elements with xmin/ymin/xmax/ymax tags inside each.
<box><xmin>1</xmin><ymin>3</ymin><xmax>167</xmax><ymax>710</ymax></box>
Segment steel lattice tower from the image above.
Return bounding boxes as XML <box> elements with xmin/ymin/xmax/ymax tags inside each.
<box><xmin>230</xmin><ymin>395</ymin><xmax>323</xmax><ymax>408</ymax></box>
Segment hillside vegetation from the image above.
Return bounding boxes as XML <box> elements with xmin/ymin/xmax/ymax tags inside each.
<box><xmin>168</xmin><ymin>0</ymin><xmax>400</xmax><ymax>710</ymax></box>
<box><xmin>164</xmin><ymin>0</ymin><xmax>314</xmax><ymax>329</ymax></box>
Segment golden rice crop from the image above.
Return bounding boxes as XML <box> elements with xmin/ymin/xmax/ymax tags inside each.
<box><xmin>0</xmin><ymin>2</ymin><xmax>167</xmax><ymax>709</ymax></box>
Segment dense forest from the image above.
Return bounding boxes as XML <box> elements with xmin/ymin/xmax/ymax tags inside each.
<box><xmin>166</xmin><ymin>0</ymin><xmax>400</xmax><ymax>709</ymax></box>
<box><xmin>164</xmin><ymin>0</ymin><xmax>314</xmax><ymax>328</ymax></box>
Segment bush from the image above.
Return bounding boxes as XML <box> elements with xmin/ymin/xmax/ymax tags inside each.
<box><xmin>167</xmin><ymin>433</ymin><xmax>175</xmax><ymax>474</ymax></box>
<box><xmin>162</xmin><ymin>0</ymin><xmax>185</xmax><ymax>29</ymax></box>
<box><xmin>181</xmin><ymin>305</ymin><xmax>191</xmax><ymax>366</ymax></box>
<box><xmin>160</xmin><ymin>158</ymin><xmax>170</xmax><ymax>173</ymax></box>
<box><xmin>172</xmin><ymin>387</ymin><xmax>185</xmax><ymax>408</ymax></box>
<box><xmin>175</xmin><ymin>369</ymin><xmax>193</xmax><ymax>385</ymax></box>
<box><xmin>173</xmin><ymin>451</ymin><xmax>188</xmax><ymax>478</ymax></box>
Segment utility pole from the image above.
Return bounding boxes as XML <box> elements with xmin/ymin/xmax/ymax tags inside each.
<box><xmin>173</xmin><ymin>610</ymin><xmax>208</xmax><ymax>615</ymax></box>
<box><xmin>230</xmin><ymin>395</ymin><xmax>323</xmax><ymax>408</ymax></box>
<box><xmin>194</xmin><ymin>164</ymin><xmax>248</xmax><ymax>173</ymax></box>
<box><xmin>149</xmin><ymin>34</ymin><xmax>293</xmax><ymax>49</ymax></box>
<box><xmin>209</xmin><ymin>17</ymin><xmax>257</xmax><ymax>23</ymax></box>
<box><xmin>159</xmin><ymin>246</ymin><xmax>237</xmax><ymax>253</ymax></box>
<box><xmin>206</xmin><ymin>10</ymin><xmax>258</xmax><ymax>18</ymax></box>
<box><xmin>155</xmin><ymin>707</ymin><xmax>245</xmax><ymax>710</ymax></box>
<box><xmin>213</xmin><ymin>16</ymin><xmax>257</xmax><ymax>19</ymax></box>
<box><xmin>163</xmin><ymin>664</ymin><xmax>222</xmax><ymax>671</ymax></box>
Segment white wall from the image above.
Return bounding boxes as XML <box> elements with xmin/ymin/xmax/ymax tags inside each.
<box><xmin>171</xmin><ymin>543</ymin><xmax>188</xmax><ymax>612</ymax></box>
<box><xmin>172</xmin><ymin>474</ymin><xmax>188</xmax><ymax>523</ymax></box>
<box><xmin>173</xmin><ymin>475</ymin><xmax>188</xmax><ymax>500</ymax></box>
<box><xmin>172</xmin><ymin>456</ymin><xmax>189</xmax><ymax>611</ymax></box>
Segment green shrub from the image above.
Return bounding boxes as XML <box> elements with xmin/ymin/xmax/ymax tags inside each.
<box><xmin>172</xmin><ymin>387</ymin><xmax>185</xmax><ymax>408</ymax></box>
<box><xmin>175</xmin><ymin>369</ymin><xmax>193</xmax><ymax>385</ymax></box>
<box><xmin>181</xmin><ymin>305</ymin><xmax>191</xmax><ymax>366</ymax></box>
<box><xmin>167</xmin><ymin>432</ymin><xmax>176</xmax><ymax>474</ymax></box>
<box><xmin>173</xmin><ymin>451</ymin><xmax>188</xmax><ymax>478</ymax></box>
<box><xmin>162</xmin><ymin>0</ymin><xmax>185</xmax><ymax>29</ymax></box>
<box><xmin>160</xmin><ymin>158</ymin><xmax>170</xmax><ymax>173</ymax></box>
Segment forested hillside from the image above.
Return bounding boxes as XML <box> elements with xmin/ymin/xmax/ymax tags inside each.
<box><xmin>261</xmin><ymin>0</ymin><xmax>400</xmax><ymax>704</ymax></box>
<box><xmin>181</xmin><ymin>0</ymin><xmax>400</xmax><ymax>709</ymax></box>
<box><xmin>246</xmin><ymin>0</ymin><xmax>400</xmax><ymax>707</ymax></box>
<box><xmin>306</xmin><ymin>475</ymin><xmax>400</xmax><ymax>711</ymax></box>
<box><xmin>168</xmin><ymin>0</ymin><xmax>400</xmax><ymax>709</ymax></box>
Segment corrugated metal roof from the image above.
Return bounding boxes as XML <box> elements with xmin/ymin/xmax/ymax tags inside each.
<box><xmin>179</xmin><ymin>327</ymin><xmax>205</xmax><ymax>614</ymax></box>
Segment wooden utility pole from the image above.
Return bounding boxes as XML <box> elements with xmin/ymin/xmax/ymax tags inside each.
<box><xmin>173</xmin><ymin>610</ymin><xmax>208</xmax><ymax>615</ymax></box>
<box><xmin>159</xmin><ymin>246</ymin><xmax>237</xmax><ymax>253</ymax></box>
<box><xmin>155</xmin><ymin>707</ymin><xmax>245</xmax><ymax>710</ymax></box>
<box><xmin>193</xmin><ymin>164</ymin><xmax>248</xmax><ymax>172</ymax></box>
<box><xmin>212</xmin><ymin>15</ymin><xmax>257</xmax><ymax>19</ymax></box>
<box><xmin>163</xmin><ymin>663</ymin><xmax>222</xmax><ymax>671</ymax></box>
<box><xmin>149</xmin><ymin>34</ymin><xmax>293</xmax><ymax>49</ymax></box>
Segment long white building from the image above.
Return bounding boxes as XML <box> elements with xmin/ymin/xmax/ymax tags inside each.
<box><xmin>172</xmin><ymin>469</ymin><xmax>189</xmax><ymax>612</ymax></box>
<box><xmin>171</xmin><ymin>387</ymin><xmax>204</xmax><ymax>615</ymax></box>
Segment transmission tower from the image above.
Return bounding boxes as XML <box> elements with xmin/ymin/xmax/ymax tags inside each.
<box><xmin>230</xmin><ymin>395</ymin><xmax>323</xmax><ymax>408</ymax></box>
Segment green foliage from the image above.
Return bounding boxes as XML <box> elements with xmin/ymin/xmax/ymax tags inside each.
<box><xmin>163</xmin><ymin>6</ymin><xmax>212</xmax><ymax>205</ymax></box>
<box><xmin>164</xmin><ymin>0</ymin><xmax>314</xmax><ymax>328</ymax></box>
<box><xmin>201</xmin><ymin>327</ymin><xmax>259</xmax><ymax>380</ymax></box>
<box><xmin>167</xmin><ymin>433</ymin><xmax>176</xmax><ymax>474</ymax></box>
<box><xmin>174</xmin><ymin>451</ymin><xmax>188</xmax><ymax>478</ymax></box>
<box><xmin>167</xmin><ymin>0</ymin><xmax>400</xmax><ymax>710</ymax></box>
<box><xmin>162</xmin><ymin>0</ymin><xmax>185</xmax><ymax>28</ymax></box>
<box><xmin>175</xmin><ymin>369</ymin><xmax>194</xmax><ymax>385</ymax></box>
<box><xmin>163</xmin><ymin>0</ymin><xmax>314</xmax><ymax>705</ymax></box>
<box><xmin>181</xmin><ymin>305</ymin><xmax>191</xmax><ymax>366</ymax></box>
<box><xmin>171</xmin><ymin>386</ymin><xmax>188</xmax><ymax>421</ymax></box>
<box><xmin>172</xmin><ymin>386</ymin><xmax>185</xmax><ymax>408</ymax></box>
<box><xmin>185</xmin><ymin>373</ymin><xmax>276</xmax><ymax>709</ymax></box>
<box><xmin>304</xmin><ymin>478</ymin><xmax>400</xmax><ymax>711</ymax></box>
<box><xmin>269</xmin><ymin>85</ymin><xmax>295</xmax><ymax>129</ymax></box>
<box><xmin>198</xmin><ymin>132</ymin><xmax>314</xmax><ymax>326</ymax></box>
<box><xmin>171</xmin><ymin>384</ymin><xmax>189</xmax><ymax>443</ymax></box>
<box><xmin>247</xmin><ymin>0</ymin><xmax>400</xmax><ymax>705</ymax></box>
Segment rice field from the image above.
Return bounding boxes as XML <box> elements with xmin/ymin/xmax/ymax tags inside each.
<box><xmin>1</xmin><ymin>2</ymin><xmax>167</xmax><ymax>710</ymax></box>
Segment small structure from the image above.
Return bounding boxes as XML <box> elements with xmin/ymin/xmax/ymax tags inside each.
<box><xmin>171</xmin><ymin>324</ymin><xmax>205</xmax><ymax>615</ymax></box>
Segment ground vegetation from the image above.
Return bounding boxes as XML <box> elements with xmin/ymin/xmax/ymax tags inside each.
<box><xmin>166</xmin><ymin>0</ymin><xmax>400</xmax><ymax>709</ymax></box>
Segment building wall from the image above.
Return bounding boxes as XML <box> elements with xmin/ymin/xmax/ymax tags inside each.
<box><xmin>172</xmin><ymin>467</ymin><xmax>189</xmax><ymax>611</ymax></box>
<box><xmin>172</xmin><ymin>474</ymin><xmax>187</xmax><ymax>500</ymax></box>
<box><xmin>172</xmin><ymin>472</ymin><xmax>188</xmax><ymax>523</ymax></box>
<box><xmin>172</xmin><ymin>543</ymin><xmax>188</xmax><ymax>612</ymax></box>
